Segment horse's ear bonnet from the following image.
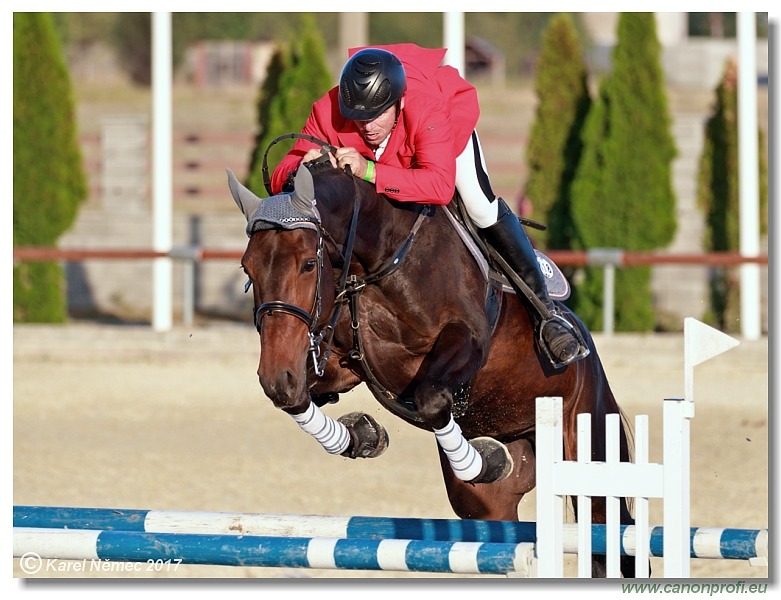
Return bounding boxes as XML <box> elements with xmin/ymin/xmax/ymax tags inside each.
<box><xmin>227</xmin><ymin>166</ymin><xmax>320</xmax><ymax>237</ymax></box>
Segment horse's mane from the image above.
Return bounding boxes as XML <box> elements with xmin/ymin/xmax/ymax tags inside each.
<box><xmin>306</xmin><ymin>162</ymin><xmax>390</xmax><ymax>220</ymax></box>
<box><xmin>308</xmin><ymin>163</ymin><xmax>428</xmax><ymax>227</ymax></box>
<box><xmin>305</xmin><ymin>159</ymin><xmax>342</xmax><ymax>179</ymax></box>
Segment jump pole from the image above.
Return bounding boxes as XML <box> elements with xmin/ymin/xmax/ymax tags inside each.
<box><xmin>13</xmin><ymin>506</ymin><xmax>767</xmax><ymax>562</ymax></box>
<box><xmin>13</xmin><ymin>527</ymin><xmax>535</xmax><ymax>575</ymax></box>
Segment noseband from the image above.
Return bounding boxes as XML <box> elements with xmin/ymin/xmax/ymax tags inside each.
<box><xmin>255</xmin><ymin>301</ymin><xmax>316</xmax><ymax>330</ymax></box>
<box><xmin>253</xmin><ymin>221</ymin><xmax>331</xmax><ymax>376</ymax></box>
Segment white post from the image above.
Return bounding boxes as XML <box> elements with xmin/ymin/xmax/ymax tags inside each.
<box><xmin>737</xmin><ymin>12</ymin><xmax>761</xmax><ymax>340</ymax></box>
<box><xmin>443</xmin><ymin>12</ymin><xmax>465</xmax><ymax>76</ymax></box>
<box><xmin>576</xmin><ymin>413</ymin><xmax>592</xmax><ymax>578</ymax></box>
<box><xmin>535</xmin><ymin>396</ymin><xmax>564</xmax><ymax>577</ymax></box>
<box><xmin>662</xmin><ymin>397</ymin><xmax>690</xmax><ymax>578</ymax></box>
<box><xmin>634</xmin><ymin>415</ymin><xmax>651</xmax><ymax>578</ymax></box>
<box><xmin>152</xmin><ymin>12</ymin><xmax>173</xmax><ymax>331</ymax></box>
<box><xmin>339</xmin><ymin>13</ymin><xmax>368</xmax><ymax>53</ymax></box>
<box><xmin>605</xmin><ymin>413</ymin><xmax>621</xmax><ymax>577</ymax></box>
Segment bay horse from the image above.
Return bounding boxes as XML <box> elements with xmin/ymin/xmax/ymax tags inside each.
<box><xmin>228</xmin><ymin>160</ymin><xmax>636</xmax><ymax>577</ymax></box>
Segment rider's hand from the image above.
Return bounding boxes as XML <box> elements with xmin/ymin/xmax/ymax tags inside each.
<box><xmin>302</xmin><ymin>148</ymin><xmax>337</xmax><ymax>168</ymax></box>
<box><xmin>334</xmin><ymin>147</ymin><xmax>373</xmax><ymax>182</ymax></box>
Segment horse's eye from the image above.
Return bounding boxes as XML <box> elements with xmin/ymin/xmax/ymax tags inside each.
<box><xmin>302</xmin><ymin>259</ymin><xmax>317</xmax><ymax>273</ymax></box>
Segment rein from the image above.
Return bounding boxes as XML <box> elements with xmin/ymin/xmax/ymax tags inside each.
<box><xmin>316</xmin><ymin>176</ymin><xmax>431</xmax><ymax>384</ymax></box>
<box><xmin>341</xmin><ymin>204</ymin><xmax>431</xmax><ymax>401</ymax></box>
<box><xmin>261</xmin><ymin>132</ymin><xmax>336</xmax><ymax>195</ymax></box>
<box><xmin>306</xmin><ymin>172</ymin><xmax>362</xmax><ymax>376</ymax></box>
<box><xmin>256</xmin><ymin>132</ymin><xmax>432</xmax><ymax>388</ymax></box>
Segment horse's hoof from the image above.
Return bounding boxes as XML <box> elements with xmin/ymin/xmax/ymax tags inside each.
<box><xmin>468</xmin><ymin>437</ymin><xmax>514</xmax><ymax>484</ymax></box>
<box><xmin>337</xmin><ymin>412</ymin><xmax>389</xmax><ymax>459</ymax></box>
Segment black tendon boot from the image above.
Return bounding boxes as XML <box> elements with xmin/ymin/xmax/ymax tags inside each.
<box><xmin>481</xmin><ymin>199</ymin><xmax>589</xmax><ymax>368</ymax></box>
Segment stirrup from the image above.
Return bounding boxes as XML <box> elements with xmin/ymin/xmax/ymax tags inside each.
<box><xmin>538</xmin><ymin>313</ymin><xmax>590</xmax><ymax>368</ymax></box>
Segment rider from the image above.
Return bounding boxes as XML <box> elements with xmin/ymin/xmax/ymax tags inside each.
<box><xmin>271</xmin><ymin>43</ymin><xmax>587</xmax><ymax>368</ymax></box>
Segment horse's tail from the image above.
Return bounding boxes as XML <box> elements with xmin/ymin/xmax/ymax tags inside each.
<box><xmin>577</xmin><ymin>320</ymin><xmax>639</xmax><ymax>577</ymax></box>
<box><xmin>581</xmin><ymin>320</ymin><xmax>635</xmax><ymax>467</ymax></box>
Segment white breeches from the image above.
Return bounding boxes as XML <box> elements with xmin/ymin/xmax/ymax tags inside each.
<box><xmin>455</xmin><ymin>131</ymin><xmax>499</xmax><ymax>229</ymax></box>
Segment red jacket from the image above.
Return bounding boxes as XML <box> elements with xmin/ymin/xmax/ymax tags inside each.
<box><xmin>270</xmin><ymin>43</ymin><xmax>480</xmax><ymax>204</ymax></box>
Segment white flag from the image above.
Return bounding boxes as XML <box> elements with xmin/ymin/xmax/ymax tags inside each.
<box><xmin>684</xmin><ymin>317</ymin><xmax>740</xmax><ymax>367</ymax></box>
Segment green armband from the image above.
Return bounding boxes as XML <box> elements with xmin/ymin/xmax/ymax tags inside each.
<box><xmin>363</xmin><ymin>160</ymin><xmax>375</xmax><ymax>182</ymax></box>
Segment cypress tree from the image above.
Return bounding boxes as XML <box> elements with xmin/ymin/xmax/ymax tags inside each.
<box><xmin>524</xmin><ymin>13</ymin><xmax>591</xmax><ymax>251</ymax></box>
<box><xmin>246</xmin><ymin>45</ymin><xmax>290</xmax><ymax>194</ymax></box>
<box><xmin>570</xmin><ymin>13</ymin><xmax>677</xmax><ymax>331</ymax></box>
<box><xmin>696</xmin><ymin>58</ymin><xmax>768</xmax><ymax>331</ymax></box>
<box><xmin>14</xmin><ymin>13</ymin><xmax>87</xmax><ymax>322</ymax></box>
<box><xmin>246</xmin><ymin>14</ymin><xmax>333</xmax><ymax>194</ymax></box>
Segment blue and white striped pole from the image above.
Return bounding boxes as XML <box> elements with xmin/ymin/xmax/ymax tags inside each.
<box><xmin>13</xmin><ymin>527</ymin><xmax>535</xmax><ymax>575</ymax></box>
<box><xmin>14</xmin><ymin>506</ymin><xmax>768</xmax><ymax>562</ymax></box>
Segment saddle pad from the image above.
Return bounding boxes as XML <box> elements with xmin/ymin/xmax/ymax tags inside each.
<box><xmin>441</xmin><ymin>207</ymin><xmax>571</xmax><ymax>301</ymax></box>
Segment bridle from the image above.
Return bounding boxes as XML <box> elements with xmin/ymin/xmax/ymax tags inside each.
<box><xmin>251</xmin><ymin>133</ymin><xmax>430</xmax><ymax>381</ymax></box>
<box><xmin>252</xmin><ymin>225</ymin><xmax>329</xmax><ymax>374</ymax></box>
<box><xmin>252</xmin><ymin>134</ymin><xmax>360</xmax><ymax>376</ymax></box>
<box><xmin>251</xmin><ymin>180</ymin><xmax>359</xmax><ymax>378</ymax></box>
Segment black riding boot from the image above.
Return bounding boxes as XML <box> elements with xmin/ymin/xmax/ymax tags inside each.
<box><xmin>481</xmin><ymin>199</ymin><xmax>588</xmax><ymax>368</ymax></box>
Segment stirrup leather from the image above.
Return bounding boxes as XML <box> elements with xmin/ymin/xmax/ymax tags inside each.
<box><xmin>538</xmin><ymin>313</ymin><xmax>590</xmax><ymax>368</ymax></box>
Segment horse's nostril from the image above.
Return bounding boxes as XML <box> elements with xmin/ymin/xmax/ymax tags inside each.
<box><xmin>258</xmin><ymin>367</ymin><xmax>304</xmax><ymax>409</ymax></box>
<box><xmin>283</xmin><ymin>370</ymin><xmax>297</xmax><ymax>390</ymax></box>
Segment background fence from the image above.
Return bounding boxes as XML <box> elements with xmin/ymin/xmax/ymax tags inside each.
<box><xmin>13</xmin><ymin>246</ymin><xmax>769</xmax><ymax>334</ymax></box>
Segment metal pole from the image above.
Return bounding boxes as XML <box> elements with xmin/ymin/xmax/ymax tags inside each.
<box><xmin>587</xmin><ymin>248</ymin><xmax>623</xmax><ymax>335</ymax></box>
<box><xmin>603</xmin><ymin>264</ymin><xmax>615</xmax><ymax>336</ymax></box>
<box><xmin>170</xmin><ymin>245</ymin><xmax>202</xmax><ymax>328</ymax></box>
<box><xmin>443</xmin><ymin>12</ymin><xmax>465</xmax><ymax>75</ymax></box>
<box><xmin>182</xmin><ymin>259</ymin><xmax>194</xmax><ymax>327</ymax></box>
<box><xmin>737</xmin><ymin>12</ymin><xmax>761</xmax><ymax>340</ymax></box>
<box><xmin>152</xmin><ymin>12</ymin><xmax>173</xmax><ymax>331</ymax></box>
<box><xmin>338</xmin><ymin>13</ymin><xmax>368</xmax><ymax>53</ymax></box>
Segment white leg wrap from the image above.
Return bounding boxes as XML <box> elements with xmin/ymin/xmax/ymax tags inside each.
<box><xmin>290</xmin><ymin>403</ymin><xmax>351</xmax><ymax>455</ymax></box>
<box><xmin>433</xmin><ymin>417</ymin><xmax>483</xmax><ymax>481</ymax></box>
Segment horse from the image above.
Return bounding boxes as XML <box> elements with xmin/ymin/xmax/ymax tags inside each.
<box><xmin>228</xmin><ymin>159</ymin><xmax>637</xmax><ymax>577</ymax></box>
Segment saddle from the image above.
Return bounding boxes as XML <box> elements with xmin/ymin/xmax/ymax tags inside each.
<box><xmin>443</xmin><ymin>193</ymin><xmax>571</xmax><ymax>301</ymax></box>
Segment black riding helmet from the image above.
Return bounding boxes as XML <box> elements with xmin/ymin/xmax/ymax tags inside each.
<box><xmin>338</xmin><ymin>48</ymin><xmax>407</xmax><ymax>121</ymax></box>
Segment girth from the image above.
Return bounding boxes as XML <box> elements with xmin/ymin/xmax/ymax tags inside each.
<box><xmin>342</xmin><ymin>204</ymin><xmax>502</xmax><ymax>423</ymax></box>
